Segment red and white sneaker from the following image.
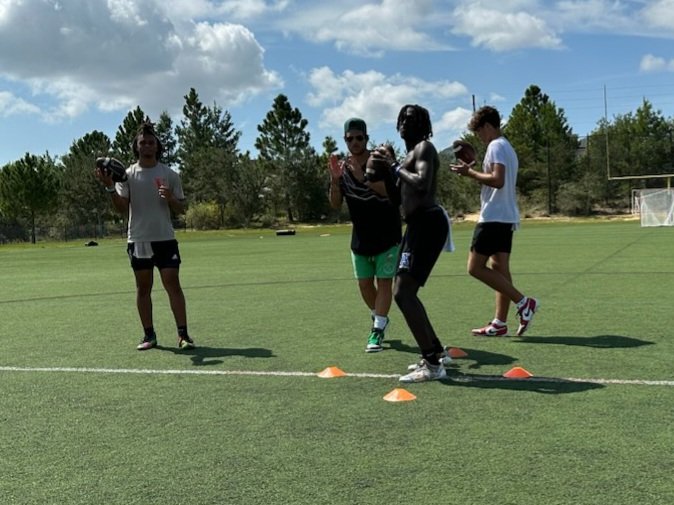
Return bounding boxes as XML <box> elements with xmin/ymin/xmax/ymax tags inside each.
<box><xmin>472</xmin><ymin>322</ymin><xmax>508</xmax><ymax>337</ymax></box>
<box><xmin>516</xmin><ymin>297</ymin><xmax>539</xmax><ymax>336</ymax></box>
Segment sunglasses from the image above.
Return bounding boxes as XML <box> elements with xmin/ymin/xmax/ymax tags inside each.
<box><xmin>345</xmin><ymin>135</ymin><xmax>365</xmax><ymax>143</ymax></box>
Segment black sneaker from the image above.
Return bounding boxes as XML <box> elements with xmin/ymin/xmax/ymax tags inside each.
<box><xmin>178</xmin><ymin>335</ymin><xmax>195</xmax><ymax>350</ymax></box>
<box><xmin>137</xmin><ymin>335</ymin><xmax>157</xmax><ymax>351</ymax></box>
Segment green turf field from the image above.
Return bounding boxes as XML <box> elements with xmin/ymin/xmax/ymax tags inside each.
<box><xmin>1</xmin><ymin>220</ymin><xmax>672</xmax><ymax>505</ymax></box>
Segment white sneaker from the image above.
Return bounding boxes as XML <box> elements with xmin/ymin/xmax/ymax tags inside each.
<box><xmin>516</xmin><ymin>297</ymin><xmax>539</xmax><ymax>336</ymax></box>
<box><xmin>399</xmin><ymin>359</ymin><xmax>447</xmax><ymax>383</ymax></box>
<box><xmin>472</xmin><ymin>321</ymin><xmax>508</xmax><ymax>337</ymax></box>
<box><xmin>407</xmin><ymin>350</ymin><xmax>452</xmax><ymax>371</ymax></box>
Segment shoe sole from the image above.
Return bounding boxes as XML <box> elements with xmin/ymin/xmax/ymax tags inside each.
<box><xmin>516</xmin><ymin>324</ymin><xmax>530</xmax><ymax>337</ymax></box>
<box><xmin>472</xmin><ymin>331</ymin><xmax>508</xmax><ymax>337</ymax></box>
<box><xmin>399</xmin><ymin>372</ymin><xmax>446</xmax><ymax>383</ymax></box>
<box><xmin>365</xmin><ymin>346</ymin><xmax>383</xmax><ymax>353</ymax></box>
<box><xmin>137</xmin><ymin>342</ymin><xmax>157</xmax><ymax>351</ymax></box>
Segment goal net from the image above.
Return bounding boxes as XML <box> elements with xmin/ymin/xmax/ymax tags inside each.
<box><xmin>633</xmin><ymin>188</ymin><xmax>674</xmax><ymax>227</ymax></box>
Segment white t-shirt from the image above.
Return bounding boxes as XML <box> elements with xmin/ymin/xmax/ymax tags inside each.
<box><xmin>479</xmin><ymin>136</ymin><xmax>520</xmax><ymax>226</ymax></box>
<box><xmin>116</xmin><ymin>162</ymin><xmax>185</xmax><ymax>242</ymax></box>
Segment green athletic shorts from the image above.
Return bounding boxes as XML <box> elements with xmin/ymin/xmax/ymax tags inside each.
<box><xmin>351</xmin><ymin>244</ymin><xmax>399</xmax><ymax>279</ymax></box>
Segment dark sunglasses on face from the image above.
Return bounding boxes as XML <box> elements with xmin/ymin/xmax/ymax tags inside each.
<box><xmin>345</xmin><ymin>135</ymin><xmax>365</xmax><ymax>143</ymax></box>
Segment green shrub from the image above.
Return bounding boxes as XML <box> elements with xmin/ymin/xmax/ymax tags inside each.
<box><xmin>185</xmin><ymin>201</ymin><xmax>221</xmax><ymax>230</ymax></box>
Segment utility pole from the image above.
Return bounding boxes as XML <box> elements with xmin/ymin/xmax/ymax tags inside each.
<box><xmin>604</xmin><ymin>84</ymin><xmax>610</xmax><ymax>179</ymax></box>
<box><xmin>547</xmin><ymin>138</ymin><xmax>552</xmax><ymax>215</ymax></box>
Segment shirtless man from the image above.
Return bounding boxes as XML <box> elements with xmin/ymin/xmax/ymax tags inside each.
<box><xmin>380</xmin><ymin>104</ymin><xmax>450</xmax><ymax>383</ymax></box>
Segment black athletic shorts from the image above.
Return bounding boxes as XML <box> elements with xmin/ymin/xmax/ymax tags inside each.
<box><xmin>127</xmin><ymin>240</ymin><xmax>182</xmax><ymax>271</ymax></box>
<box><xmin>397</xmin><ymin>206</ymin><xmax>449</xmax><ymax>286</ymax></box>
<box><xmin>470</xmin><ymin>222</ymin><xmax>514</xmax><ymax>256</ymax></box>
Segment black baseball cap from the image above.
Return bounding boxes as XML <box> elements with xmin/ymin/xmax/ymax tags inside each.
<box><xmin>344</xmin><ymin>118</ymin><xmax>367</xmax><ymax>134</ymax></box>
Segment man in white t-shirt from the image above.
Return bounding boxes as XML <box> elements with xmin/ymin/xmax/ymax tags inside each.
<box><xmin>96</xmin><ymin>122</ymin><xmax>195</xmax><ymax>351</ymax></box>
<box><xmin>450</xmin><ymin>106</ymin><xmax>539</xmax><ymax>337</ymax></box>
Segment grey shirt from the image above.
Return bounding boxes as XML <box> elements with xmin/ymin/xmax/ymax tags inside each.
<box><xmin>116</xmin><ymin>162</ymin><xmax>184</xmax><ymax>242</ymax></box>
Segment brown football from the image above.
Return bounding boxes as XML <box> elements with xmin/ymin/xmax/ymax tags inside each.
<box><xmin>365</xmin><ymin>152</ymin><xmax>392</xmax><ymax>182</ymax></box>
<box><xmin>95</xmin><ymin>157</ymin><xmax>128</xmax><ymax>182</ymax></box>
<box><xmin>452</xmin><ymin>140</ymin><xmax>476</xmax><ymax>165</ymax></box>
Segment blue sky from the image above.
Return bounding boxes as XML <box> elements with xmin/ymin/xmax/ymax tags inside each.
<box><xmin>0</xmin><ymin>0</ymin><xmax>673</xmax><ymax>167</ymax></box>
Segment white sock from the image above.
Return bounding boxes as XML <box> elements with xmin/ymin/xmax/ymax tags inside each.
<box><xmin>374</xmin><ymin>315</ymin><xmax>389</xmax><ymax>330</ymax></box>
<box><xmin>491</xmin><ymin>318</ymin><xmax>506</xmax><ymax>327</ymax></box>
<box><xmin>516</xmin><ymin>296</ymin><xmax>528</xmax><ymax>309</ymax></box>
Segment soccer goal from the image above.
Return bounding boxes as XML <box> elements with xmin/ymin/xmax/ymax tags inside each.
<box><xmin>633</xmin><ymin>188</ymin><xmax>674</xmax><ymax>227</ymax></box>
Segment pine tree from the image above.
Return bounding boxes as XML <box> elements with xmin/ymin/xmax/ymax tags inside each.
<box><xmin>255</xmin><ymin>94</ymin><xmax>317</xmax><ymax>222</ymax></box>
<box><xmin>112</xmin><ymin>106</ymin><xmax>147</xmax><ymax>164</ymax></box>
<box><xmin>176</xmin><ymin>88</ymin><xmax>242</xmax><ymax>209</ymax></box>
<box><xmin>0</xmin><ymin>153</ymin><xmax>60</xmax><ymax>243</ymax></box>
<box><xmin>59</xmin><ymin>131</ymin><xmax>114</xmax><ymax>231</ymax></box>
<box><xmin>155</xmin><ymin>111</ymin><xmax>178</xmax><ymax>168</ymax></box>
<box><xmin>504</xmin><ymin>85</ymin><xmax>579</xmax><ymax>213</ymax></box>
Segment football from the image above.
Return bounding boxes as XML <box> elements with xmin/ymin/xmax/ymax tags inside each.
<box><xmin>452</xmin><ymin>140</ymin><xmax>476</xmax><ymax>165</ymax></box>
<box><xmin>95</xmin><ymin>157</ymin><xmax>128</xmax><ymax>182</ymax></box>
<box><xmin>365</xmin><ymin>152</ymin><xmax>393</xmax><ymax>182</ymax></box>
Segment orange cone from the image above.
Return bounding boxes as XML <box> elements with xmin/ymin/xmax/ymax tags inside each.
<box><xmin>383</xmin><ymin>388</ymin><xmax>417</xmax><ymax>402</ymax></box>
<box><xmin>503</xmin><ymin>366</ymin><xmax>533</xmax><ymax>379</ymax></box>
<box><xmin>447</xmin><ymin>347</ymin><xmax>468</xmax><ymax>358</ymax></box>
<box><xmin>317</xmin><ymin>366</ymin><xmax>347</xmax><ymax>378</ymax></box>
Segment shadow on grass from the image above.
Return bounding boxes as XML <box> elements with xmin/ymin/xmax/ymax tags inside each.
<box><xmin>514</xmin><ymin>334</ymin><xmax>653</xmax><ymax>349</ymax></box>
<box><xmin>458</xmin><ymin>348</ymin><xmax>518</xmax><ymax>370</ymax></box>
<box><xmin>156</xmin><ymin>345</ymin><xmax>275</xmax><ymax>366</ymax></box>
<box><xmin>441</xmin><ymin>369</ymin><xmax>605</xmax><ymax>394</ymax></box>
<box><xmin>386</xmin><ymin>339</ymin><xmax>420</xmax><ymax>355</ymax></box>
<box><xmin>388</xmin><ymin>340</ymin><xmax>518</xmax><ymax>370</ymax></box>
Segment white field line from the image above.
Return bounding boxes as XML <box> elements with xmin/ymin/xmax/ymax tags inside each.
<box><xmin>0</xmin><ymin>366</ymin><xmax>672</xmax><ymax>386</ymax></box>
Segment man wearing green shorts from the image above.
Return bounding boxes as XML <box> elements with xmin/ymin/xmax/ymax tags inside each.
<box><xmin>328</xmin><ymin>118</ymin><xmax>402</xmax><ymax>352</ymax></box>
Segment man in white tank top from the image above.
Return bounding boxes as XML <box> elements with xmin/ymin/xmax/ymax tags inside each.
<box><xmin>450</xmin><ymin>106</ymin><xmax>539</xmax><ymax>337</ymax></box>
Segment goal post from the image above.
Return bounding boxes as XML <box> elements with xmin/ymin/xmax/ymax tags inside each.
<box><xmin>634</xmin><ymin>188</ymin><xmax>674</xmax><ymax>227</ymax></box>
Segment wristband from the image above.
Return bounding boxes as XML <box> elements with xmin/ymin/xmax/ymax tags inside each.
<box><xmin>105</xmin><ymin>186</ymin><xmax>116</xmax><ymax>193</ymax></box>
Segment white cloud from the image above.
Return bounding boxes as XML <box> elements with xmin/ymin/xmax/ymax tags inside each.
<box><xmin>280</xmin><ymin>0</ymin><xmax>451</xmax><ymax>55</ymax></box>
<box><xmin>453</xmin><ymin>0</ymin><xmax>674</xmax><ymax>39</ymax></box>
<box><xmin>0</xmin><ymin>91</ymin><xmax>41</xmax><ymax>117</ymax></box>
<box><xmin>641</xmin><ymin>0</ymin><xmax>674</xmax><ymax>31</ymax></box>
<box><xmin>160</xmin><ymin>0</ymin><xmax>289</xmax><ymax>23</ymax></box>
<box><xmin>640</xmin><ymin>54</ymin><xmax>674</xmax><ymax>73</ymax></box>
<box><xmin>216</xmin><ymin>0</ymin><xmax>289</xmax><ymax>20</ymax></box>
<box><xmin>435</xmin><ymin>107</ymin><xmax>474</xmax><ymax>136</ymax></box>
<box><xmin>306</xmin><ymin>66</ymin><xmax>469</xmax><ymax>144</ymax></box>
<box><xmin>107</xmin><ymin>0</ymin><xmax>148</xmax><ymax>27</ymax></box>
<box><xmin>554</xmin><ymin>0</ymin><xmax>632</xmax><ymax>31</ymax></box>
<box><xmin>27</xmin><ymin>80</ymin><xmax>89</xmax><ymax>121</ymax></box>
<box><xmin>0</xmin><ymin>0</ymin><xmax>281</xmax><ymax>122</ymax></box>
<box><xmin>452</xmin><ymin>1</ymin><xmax>562</xmax><ymax>51</ymax></box>
<box><xmin>177</xmin><ymin>22</ymin><xmax>282</xmax><ymax>101</ymax></box>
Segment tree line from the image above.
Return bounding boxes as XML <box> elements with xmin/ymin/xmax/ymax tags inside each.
<box><xmin>1</xmin><ymin>85</ymin><xmax>673</xmax><ymax>243</ymax></box>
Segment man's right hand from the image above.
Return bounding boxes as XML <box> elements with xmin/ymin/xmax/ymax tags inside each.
<box><xmin>328</xmin><ymin>154</ymin><xmax>343</xmax><ymax>181</ymax></box>
<box><xmin>94</xmin><ymin>167</ymin><xmax>114</xmax><ymax>189</ymax></box>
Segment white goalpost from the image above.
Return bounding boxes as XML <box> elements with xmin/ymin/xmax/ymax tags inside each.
<box><xmin>633</xmin><ymin>188</ymin><xmax>674</xmax><ymax>227</ymax></box>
